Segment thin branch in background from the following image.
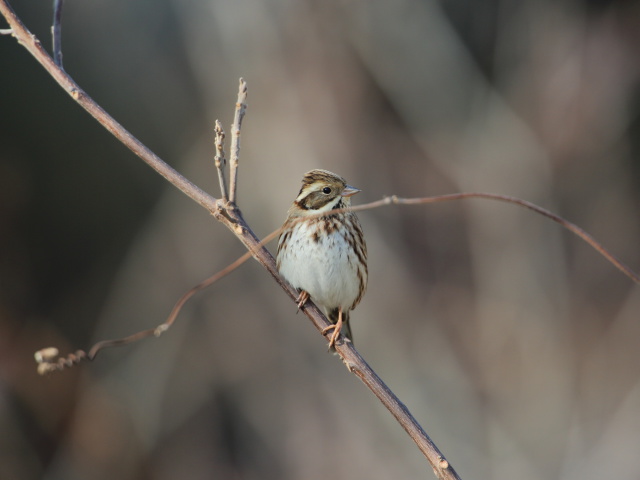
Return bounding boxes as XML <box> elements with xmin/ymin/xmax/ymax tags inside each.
<box><xmin>33</xmin><ymin>240</ymin><xmax>266</xmax><ymax>374</ymax></box>
<box><xmin>228</xmin><ymin>77</ymin><xmax>247</xmax><ymax>204</ymax></box>
<box><xmin>335</xmin><ymin>194</ymin><xmax>639</xmax><ymax>284</ymax></box>
<box><xmin>51</xmin><ymin>0</ymin><xmax>63</xmax><ymax>67</ymax></box>
<box><xmin>351</xmin><ymin>193</ymin><xmax>640</xmax><ymax>285</ymax></box>
<box><xmin>214</xmin><ymin>120</ymin><xmax>229</xmax><ymax>202</ymax></box>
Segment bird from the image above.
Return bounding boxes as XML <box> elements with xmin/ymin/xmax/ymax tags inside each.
<box><xmin>277</xmin><ymin>169</ymin><xmax>368</xmax><ymax>350</ymax></box>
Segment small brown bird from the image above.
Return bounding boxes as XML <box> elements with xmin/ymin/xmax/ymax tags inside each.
<box><xmin>277</xmin><ymin>169</ymin><xmax>368</xmax><ymax>349</ymax></box>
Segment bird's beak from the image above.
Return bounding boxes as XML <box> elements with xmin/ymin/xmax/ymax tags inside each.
<box><xmin>342</xmin><ymin>185</ymin><xmax>361</xmax><ymax>197</ymax></box>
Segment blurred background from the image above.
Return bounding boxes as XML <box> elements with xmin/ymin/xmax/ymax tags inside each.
<box><xmin>1</xmin><ymin>0</ymin><xmax>640</xmax><ymax>479</ymax></box>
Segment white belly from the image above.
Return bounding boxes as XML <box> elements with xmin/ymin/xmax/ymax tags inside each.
<box><xmin>277</xmin><ymin>221</ymin><xmax>363</xmax><ymax>311</ymax></box>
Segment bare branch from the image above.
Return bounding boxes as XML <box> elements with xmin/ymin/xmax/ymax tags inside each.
<box><xmin>352</xmin><ymin>193</ymin><xmax>640</xmax><ymax>285</ymax></box>
<box><xmin>32</xmin><ymin>229</ymin><xmax>277</xmax><ymax>374</ymax></box>
<box><xmin>51</xmin><ymin>0</ymin><xmax>63</xmax><ymax>67</ymax></box>
<box><xmin>339</xmin><ymin>342</ymin><xmax>459</xmax><ymax>479</ymax></box>
<box><xmin>0</xmin><ymin>28</ymin><xmax>12</xmax><ymax>35</ymax></box>
<box><xmin>214</xmin><ymin>120</ymin><xmax>229</xmax><ymax>201</ymax></box>
<box><xmin>228</xmin><ymin>77</ymin><xmax>247</xmax><ymax>204</ymax></box>
<box><xmin>0</xmin><ymin>0</ymin><xmax>218</xmax><ymax>213</ymax></box>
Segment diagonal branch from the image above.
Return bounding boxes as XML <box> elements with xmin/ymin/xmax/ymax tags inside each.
<box><xmin>0</xmin><ymin>0</ymin><xmax>217</xmax><ymax>213</ymax></box>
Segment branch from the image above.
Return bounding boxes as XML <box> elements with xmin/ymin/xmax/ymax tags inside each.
<box><xmin>349</xmin><ymin>194</ymin><xmax>640</xmax><ymax>284</ymax></box>
<box><xmin>213</xmin><ymin>120</ymin><xmax>229</xmax><ymax>202</ymax></box>
<box><xmin>228</xmin><ymin>78</ymin><xmax>247</xmax><ymax>204</ymax></box>
<box><xmin>0</xmin><ymin>0</ymin><xmax>218</xmax><ymax>214</ymax></box>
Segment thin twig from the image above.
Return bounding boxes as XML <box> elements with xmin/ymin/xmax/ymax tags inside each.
<box><xmin>0</xmin><ymin>28</ymin><xmax>12</xmax><ymax>35</ymax></box>
<box><xmin>351</xmin><ymin>193</ymin><xmax>640</xmax><ymax>284</ymax></box>
<box><xmin>51</xmin><ymin>0</ymin><xmax>64</xmax><ymax>67</ymax></box>
<box><xmin>228</xmin><ymin>77</ymin><xmax>247</xmax><ymax>204</ymax></box>
<box><xmin>214</xmin><ymin>120</ymin><xmax>228</xmax><ymax>201</ymax></box>
<box><xmin>34</xmin><ymin>231</ymin><xmax>276</xmax><ymax>373</ymax></box>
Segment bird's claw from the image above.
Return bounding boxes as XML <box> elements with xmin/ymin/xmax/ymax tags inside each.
<box><xmin>321</xmin><ymin>308</ymin><xmax>343</xmax><ymax>350</ymax></box>
<box><xmin>296</xmin><ymin>290</ymin><xmax>310</xmax><ymax>312</ymax></box>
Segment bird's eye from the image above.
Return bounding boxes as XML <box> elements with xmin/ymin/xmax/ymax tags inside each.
<box><xmin>322</xmin><ymin>187</ymin><xmax>332</xmax><ymax>194</ymax></box>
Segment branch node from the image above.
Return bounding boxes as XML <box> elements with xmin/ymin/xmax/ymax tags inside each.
<box><xmin>343</xmin><ymin>359</ymin><xmax>356</xmax><ymax>372</ymax></box>
<box><xmin>154</xmin><ymin>324</ymin><xmax>169</xmax><ymax>337</ymax></box>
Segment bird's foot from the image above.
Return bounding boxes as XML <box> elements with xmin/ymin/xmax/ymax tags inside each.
<box><xmin>321</xmin><ymin>308</ymin><xmax>344</xmax><ymax>350</ymax></box>
<box><xmin>296</xmin><ymin>290</ymin><xmax>310</xmax><ymax>312</ymax></box>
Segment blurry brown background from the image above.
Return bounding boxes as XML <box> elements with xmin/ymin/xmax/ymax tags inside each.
<box><xmin>1</xmin><ymin>1</ymin><xmax>640</xmax><ymax>479</ymax></box>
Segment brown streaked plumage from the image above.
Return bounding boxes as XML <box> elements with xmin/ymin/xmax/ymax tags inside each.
<box><xmin>277</xmin><ymin>169</ymin><xmax>368</xmax><ymax>349</ymax></box>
